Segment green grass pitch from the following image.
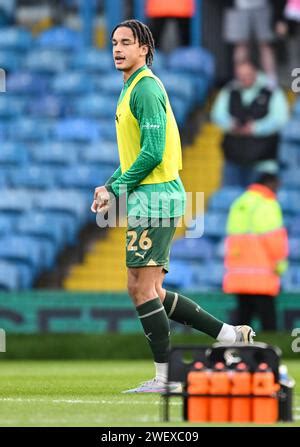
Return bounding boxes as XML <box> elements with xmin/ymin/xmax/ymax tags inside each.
<box><xmin>0</xmin><ymin>360</ymin><xmax>299</xmax><ymax>427</ymax></box>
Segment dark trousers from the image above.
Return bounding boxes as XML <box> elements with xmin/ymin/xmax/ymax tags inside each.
<box><xmin>236</xmin><ymin>294</ymin><xmax>277</xmax><ymax>331</ymax></box>
<box><xmin>148</xmin><ymin>18</ymin><xmax>191</xmax><ymax>49</ymax></box>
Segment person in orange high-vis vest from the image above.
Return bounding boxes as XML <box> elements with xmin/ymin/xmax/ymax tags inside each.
<box><xmin>223</xmin><ymin>172</ymin><xmax>289</xmax><ymax>330</ymax></box>
<box><xmin>145</xmin><ymin>0</ymin><xmax>195</xmax><ymax>50</ymax></box>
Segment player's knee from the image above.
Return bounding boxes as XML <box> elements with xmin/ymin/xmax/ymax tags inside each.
<box><xmin>127</xmin><ymin>279</ymin><xmax>157</xmax><ymax>305</ymax></box>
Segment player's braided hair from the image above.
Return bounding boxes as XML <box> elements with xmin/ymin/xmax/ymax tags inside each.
<box><xmin>111</xmin><ymin>19</ymin><xmax>155</xmax><ymax>67</ymax></box>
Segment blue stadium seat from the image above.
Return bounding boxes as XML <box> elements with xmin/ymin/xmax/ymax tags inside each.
<box><xmin>192</xmin><ymin>75</ymin><xmax>211</xmax><ymax>104</ymax></box>
<box><xmin>168</xmin><ymin>47</ymin><xmax>215</xmax><ymax>80</ymax></box>
<box><xmin>279</xmin><ymin>142</ymin><xmax>300</xmax><ymax>167</ymax></box>
<box><xmin>73</xmin><ymin>95</ymin><xmax>116</xmax><ymax>119</ymax></box>
<box><xmin>185</xmin><ymin>213</ymin><xmax>205</xmax><ymax>239</ymax></box>
<box><xmin>54</xmin><ymin>118</ymin><xmax>101</xmax><ymax>141</ymax></box>
<box><xmin>281</xmin><ymin>119</ymin><xmax>300</xmax><ymax>142</ymax></box>
<box><xmin>281</xmin><ymin>264</ymin><xmax>300</xmax><ymax>291</ymax></box>
<box><xmin>191</xmin><ymin>262</ymin><xmax>224</xmax><ymax>289</ymax></box>
<box><xmin>0</xmin><ymin>216</ymin><xmax>12</xmax><ymax>236</ymax></box>
<box><xmin>0</xmin><ymin>50</ymin><xmax>21</xmax><ymax>71</ymax></box>
<box><xmin>36</xmin><ymin>237</ymin><xmax>57</xmax><ymax>270</ymax></box>
<box><xmin>98</xmin><ymin>120</ymin><xmax>116</xmax><ymax>141</ymax></box>
<box><xmin>95</xmin><ymin>73</ymin><xmax>123</xmax><ymax>95</ymax></box>
<box><xmin>36</xmin><ymin>26</ymin><xmax>83</xmax><ymax>50</ymax></box>
<box><xmin>40</xmin><ymin>211</ymin><xmax>80</xmax><ymax>245</ymax></box>
<box><xmin>293</xmin><ymin>99</ymin><xmax>300</xmax><ymax>117</ymax></box>
<box><xmin>151</xmin><ymin>50</ymin><xmax>166</xmax><ymax>71</ymax></box>
<box><xmin>171</xmin><ymin>237</ymin><xmax>214</xmax><ymax>261</ymax></box>
<box><xmin>9</xmin><ymin>166</ymin><xmax>55</xmax><ymax>189</ymax></box>
<box><xmin>81</xmin><ymin>142</ymin><xmax>119</xmax><ymax>166</ymax></box>
<box><xmin>27</xmin><ymin>95</ymin><xmax>65</xmax><ymax>118</ymax></box>
<box><xmin>58</xmin><ymin>165</ymin><xmax>111</xmax><ymax>190</ymax></box>
<box><xmin>187</xmin><ymin>265</ymin><xmax>211</xmax><ymax>290</ymax></box>
<box><xmin>163</xmin><ymin>260</ymin><xmax>195</xmax><ymax>289</ymax></box>
<box><xmin>289</xmin><ymin>216</ymin><xmax>300</xmax><ymax>236</ymax></box>
<box><xmin>208</xmin><ymin>262</ymin><xmax>225</xmax><ymax>287</ymax></box>
<box><xmin>8</xmin><ymin>118</ymin><xmax>52</xmax><ymax>141</ymax></box>
<box><xmin>7</xmin><ymin>72</ymin><xmax>49</xmax><ymax>94</ymax></box>
<box><xmin>278</xmin><ymin>189</ymin><xmax>300</xmax><ymax>214</ymax></box>
<box><xmin>17</xmin><ymin>211</ymin><xmax>65</xmax><ymax>247</ymax></box>
<box><xmin>0</xmin><ymin>170</ymin><xmax>7</xmax><ymax>187</ymax></box>
<box><xmin>52</xmin><ymin>72</ymin><xmax>94</xmax><ymax>95</ymax></box>
<box><xmin>30</xmin><ymin>142</ymin><xmax>78</xmax><ymax>165</ymax></box>
<box><xmin>22</xmin><ymin>49</ymin><xmax>68</xmax><ymax>73</ymax></box>
<box><xmin>158</xmin><ymin>72</ymin><xmax>194</xmax><ymax>102</ymax></box>
<box><xmin>169</xmin><ymin>96</ymin><xmax>189</xmax><ymax>127</ymax></box>
<box><xmin>0</xmin><ymin>142</ymin><xmax>28</xmax><ymax>165</ymax></box>
<box><xmin>0</xmin><ymin>122</ymin><xmax>6</xmax><ymax>141</ymax></box>
<box><xmin>209</xmin><ymin>187</ymin><xmax>244</xmax><ymax>211</ymax></box>
<box><xmin>0</xmin><ymin>235</ymin><xmax>41</xmax><ymax>271</ymax></box>
<box><xmin>71</xmin><ymin>49</ymin><xmax>113</xmax><ymax>72</ymax></box>
<box><xmin>14</xmin><ymin>263</ymin><xmax>35</xmax><ymax>288</ymax></box>
<box><xmin>35</xmin><ymin>189</ymin><xmax>88</xmax><ymax>224</ymax></box>
<box><xmin>204</xmin><ymin>212</ymin><xmax>227</xmax><ymax>238</ymax></box>
<box><xmin>0</xmin><ymin>27</ymin><xmax>32</xmax><ymax>50</ymax></box>
<box><xmin>0</xmin><ymin>95</ymin><xmax>27</xmax><ymax>118</ymax></box>
<box><xmin>281</xmin><ymin>168</ymin><xmax>300</xmax><ymax>188</ymax></box>
<box><xmin>0</xmin><ymin>261</ymin><xmax>19</xmax><ymax>290</ymax></box>
<box><xmin>289</xmin><ymin>238</ymin><xmax>300</xmax><ymax>261</ymax></box>
<box><xmin>215</xmin><ymin>238</ymin><xmax>226</xmax><ymax>259</ymax></box>
<box><xmin>0</xmin><ymin>190</ymin><xmax>35</xmax><ymax>215</ymax></box>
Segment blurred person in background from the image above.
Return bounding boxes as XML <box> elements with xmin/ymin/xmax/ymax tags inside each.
<box><xmin>223</xmin><ymin>167</ymin><xmax>289</xmax><ymax>331</ymax></box>
<box><xmin>275</xmin><ymin>0</ymin><xmax>300</xmax><ymax>78</ymax></box>
<box><xmin>145</xmin><ymin>0</ymin><xmax>195</xmax><ymax>52</ymax></box>
<box><xmin>211</xmin><ymin>60</ymin><xmax>289</xmax><ymax>187</ymax></box>
<box><xmin>223</xmin><ymin>0</ymin><xmax>277</xmax><ymax>88</ymax></box>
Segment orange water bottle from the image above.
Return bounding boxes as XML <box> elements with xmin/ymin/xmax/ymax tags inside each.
<box><xmin>209</xmin><ymin>362</ymin><xmax>230</xmax><ymax>422</ymax></box>
<box><xmin>252</xmin><ymin>362</ymin><xmax>279</xmax><ymax>423</ymax></box>
<box><xmin>187</xmin><ymin>362</ymin><xmax>210</xmax><ymax>422</ymax></box>
<box><xmin>231</xmin><ymin>362</ymin><xmax>252</xmax><ymax>422</ymax></box>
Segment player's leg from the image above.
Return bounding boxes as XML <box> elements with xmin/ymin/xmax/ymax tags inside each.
<box><xmin>124</xmin><ymin>265</ymin><xmax>174</xmax><ymax>393</ymax></box>
<box><xmin>156</xmin><ymin>271</ymin><xmax>255</xmax><ymax>343</ymax></box>
<box><xmin>124</xmin><ymin>218</ymin><xmax>185</xmax><ymax>393</ymax></box>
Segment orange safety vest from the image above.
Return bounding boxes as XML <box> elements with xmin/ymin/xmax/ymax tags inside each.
<box><xmin>146</xmin><ymin>0</ymin><xmax>195</xmax><ymax>18</ymax></box>
<box><xmin>223</xmin><ymin>185</ymin><xmax>289</xmax><ymax>296</ymax></box>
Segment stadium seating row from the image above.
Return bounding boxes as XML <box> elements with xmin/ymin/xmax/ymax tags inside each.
<box><xmin>0</xmin><ymin>26</ymin><xmax>215</xmax><ymax>75</ymax></box>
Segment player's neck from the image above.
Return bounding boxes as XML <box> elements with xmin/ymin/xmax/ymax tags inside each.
<box><xmin>123</xmin><ymin>62</ymin><xmax>146</xmax><ymax>82</ymax></box>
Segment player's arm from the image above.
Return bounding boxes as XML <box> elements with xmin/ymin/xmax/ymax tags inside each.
<box><xmin>106</xmin><ymin>77</ymin><xmax>166</xmax><ymax>197</ymax></box>
<box><xmin>211</xmin><ymin>88</ymin><xmax>234</xmax><ymax>132</ymax></box>
<box><xmin>105</xmin><ymin>165</ymin><xmax>122</xmax><ymax>187</ymax></box>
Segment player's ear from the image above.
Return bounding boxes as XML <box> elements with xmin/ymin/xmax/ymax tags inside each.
<box><xmin>140</xmin><ymin>44</ymin><xmax>148</xmax><ymax>57</ymax></box>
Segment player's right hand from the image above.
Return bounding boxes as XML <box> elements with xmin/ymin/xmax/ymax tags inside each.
<box><xmin>91</xmin><ymin>185</ymin><xmax>111</xmax><ymax>213</ymax></box>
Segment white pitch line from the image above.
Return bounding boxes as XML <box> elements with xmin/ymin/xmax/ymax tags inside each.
<box><xmin>0</xmin><ymin>397</ymin><xmax>181</xmax><ymax>406</ymax></box>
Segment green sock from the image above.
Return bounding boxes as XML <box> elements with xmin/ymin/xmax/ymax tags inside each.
<box><xmin>163</xmin><ymin>290</ymin><xmax>223</xmax><ymax>338</ymax></box>
<box><xmin>136</xmin><ymin>297</ymin><xmax>170</xmax><ymax>363</ymax></box>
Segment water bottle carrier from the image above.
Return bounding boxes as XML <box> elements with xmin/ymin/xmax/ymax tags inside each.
<box><xmin>161</xmin><ymin>342</ymin><xmax>294</xmax><ymax>423</ymax></box>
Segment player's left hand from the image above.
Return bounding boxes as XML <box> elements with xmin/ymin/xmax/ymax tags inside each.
<box><xmin>91</xmin><ymin>185</ymin><xmax>111</xmax><ymax>213</ymax></box>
